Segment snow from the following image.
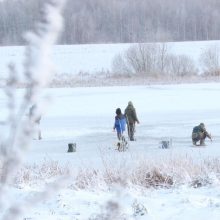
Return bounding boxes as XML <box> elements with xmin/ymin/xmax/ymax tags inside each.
<box><xmin>1</xmin><ymin>82</ymin><xmax>220</xmax><ymax>219</ymax></box>
<box><xmin>1</xmin><ymin>41</ymin><xmax>220</xmax><ymax>219</ymax></box>
<box><xmin>0</xmin><ymin>40</ymin><xmax>220</xmax><ymax>78</ymax></box>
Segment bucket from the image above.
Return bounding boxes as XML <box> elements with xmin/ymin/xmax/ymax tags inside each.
<box><xmin>67</xmin><ymin>143</ymin><xmax>76</xmax><ymax>152</ymax></box>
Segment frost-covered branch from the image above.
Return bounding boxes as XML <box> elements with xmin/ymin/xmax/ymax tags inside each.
<box><xmin>0</xmin><ymin>0</ymin><xmax>65</xmax><ymax>219</ymax></box>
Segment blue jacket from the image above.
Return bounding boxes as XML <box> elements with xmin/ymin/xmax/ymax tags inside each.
<box><xmin>114</xmin><ymin>114</ymin><xmax>126</xmax><ymax>133</ymax></box>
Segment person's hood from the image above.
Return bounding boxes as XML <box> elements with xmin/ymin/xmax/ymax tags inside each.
<box><xmin>128</xmin><ymin>101</ymin><xmax>133</xmax><ymax>106</ymax></box>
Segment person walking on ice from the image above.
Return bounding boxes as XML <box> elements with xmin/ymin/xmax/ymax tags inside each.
<box><xmin>113</xmin><ymin>108</ymin><xmax>127</xmax><ymax>150</ymax></box>
<box><xmin>124</xmin><ymin>101</ymin><xmax>139</xmax><ymax>141</ymax></box>
<box><xmin>113</xmin><ymin>108</ymin><xmax>126</xmax><ymax>140</ymax></box>
<box><xmin>29</xmin><ymin>104</ymin><xmax>42</xmax><ymax>140</ymax></box>
<box><xmin>192</xmin><ymin>123</ymin><xmax>212</xmax><ymax>146</ymax></box>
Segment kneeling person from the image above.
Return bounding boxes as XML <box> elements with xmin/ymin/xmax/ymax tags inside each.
<box><xmin>192</xmin><ymin>123</ymin><xmax>212</xmax><ymax>146</ymax></box>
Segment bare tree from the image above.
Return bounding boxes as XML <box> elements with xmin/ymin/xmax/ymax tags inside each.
<box><xmin>200</xmin><ymin>45</ymin><xmax>220</xmax><ymax>76</ymax></box>
<box><xmin>112</xmin><ymin>43</ymin><xmax>197</xmax><ymax>77</ymax></box>
<box><xmin>112</xmin><ymin>43</ymin><xmax>169</xmax><ymax>76</ymax></box>
<box><xmin>167</xmin><ymin>54</ymin><xmax>197</xmax><ymax>77</ymax></box>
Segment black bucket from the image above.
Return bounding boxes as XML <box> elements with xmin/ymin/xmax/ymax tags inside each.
<box><xmin>161</xmin><ymin>141</ymin><xmax>169</xmax><ymax>149</ymax></box>
<box><xmin>67</xmin><ymin>143</ymin><xmax>76</xmax><ymax>152</ymax></box>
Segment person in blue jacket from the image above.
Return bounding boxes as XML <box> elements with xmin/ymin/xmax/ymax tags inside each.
<box><xmin>113</xmin><ymin>108</ymin><xmax>126</xmax><ymax>141</ymax></box>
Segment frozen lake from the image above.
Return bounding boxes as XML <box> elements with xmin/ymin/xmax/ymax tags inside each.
<box><xmin>1</xmin><ymin>83</ymin><xmax>219</xmax><ymax>166</ymax></box>
<box><xmin>1</xmin><ymin>83</ymin><xmax>220</xmax><ymax>220</ymax></box>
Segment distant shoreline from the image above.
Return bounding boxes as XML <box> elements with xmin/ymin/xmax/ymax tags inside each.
<box><xmin>1</xmin><ymin>75</ymin><xmax>219</xmax><ymax>88</ymax></box>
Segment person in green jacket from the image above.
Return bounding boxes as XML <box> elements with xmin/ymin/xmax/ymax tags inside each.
<box><xmin>124</xmin><ymin>101</ymin><xmax>140</xmax><ymax>141</ymax></box>
<box><xmin>192</xmin><ymin>123</ymin><xmax>212</xmax><ymax>146</ymax></box>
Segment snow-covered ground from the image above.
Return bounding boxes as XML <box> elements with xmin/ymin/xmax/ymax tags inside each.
<box><xmin>26</xmin><ymin>83</ymin><xmax>220</xmax><ymax>164</ymax></box>
<box><xmin>0</xmin><ymin>40</ymin><xmax>220</xmax><ymax>78</ymax></box>
<box><xmin>1</xmin><ymin>83</ymin><xmax>220</xmax><ymax>219</ymax></box>
<box><xmin>1</xmin><ymin>40</ymin><xmax>220</xmax><ymax>219</ymax></box>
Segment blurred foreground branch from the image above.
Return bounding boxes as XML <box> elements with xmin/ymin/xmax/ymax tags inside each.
<box><xmin>0</xmin><ymin>0</ymin><xmax>65</xmax><ymax>219</ymax></box>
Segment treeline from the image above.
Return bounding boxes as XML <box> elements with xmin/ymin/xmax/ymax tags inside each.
<box><xmin>1</xmin><ymin>0</ymin><xmax>220</xmax><ymax>45</ymax></box>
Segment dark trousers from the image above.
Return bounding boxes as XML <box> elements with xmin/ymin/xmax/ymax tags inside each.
<box><xmin>117</xmin><ymin>132</ymin><xmax>123</xmax><ymax>141</ymax></box>
<box><xmin>192</xmin><ymin>132</ymin><xmax>206</xmax><ymax>145</ymax></box>
<box><xmin>128</xmin><ymin>123</ymin><xmax>135</xmax><ymax>141</ymax></box>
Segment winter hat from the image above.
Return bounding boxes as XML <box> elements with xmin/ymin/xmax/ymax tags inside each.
<box><xmin>200</xmin><ymin>123</ymin><xmax>205</xmax><ymax>128</ymax></box>
<box><xmin>116</xmin><ymin>108</ymin><xmax>122</xmax><ymax>115</ymax></box>
<box><xmin>128</xmin><ymin>101</ymin><xmax>133</xmax><ymax>106</ymax></box>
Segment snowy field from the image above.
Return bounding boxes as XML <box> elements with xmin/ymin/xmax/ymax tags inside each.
<box><xmin>1</xmin><ymin>83</ymin><xmax>220</xmax><ymax>219</ymax></box>
<box><xmin>0</xmin><ymin>40</ymin><xmax>220</xmax><ymax>78</ymax></box>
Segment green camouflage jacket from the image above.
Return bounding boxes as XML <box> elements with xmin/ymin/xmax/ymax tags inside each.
<box><xmin>124</xmin><ymin>104</ymin><xmax>139</xmax><ymax>124</ymax></box>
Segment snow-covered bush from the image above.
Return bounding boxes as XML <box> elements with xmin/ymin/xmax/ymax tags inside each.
<box><xmin>10</xmin><ymin>155</ymin><xmax>220</xmax><ymax>190</ymax></box>
<box><xmin>112</xmin><ymin>43</ymin><xmax>198</xmax><ymax>77</ymax></box>
<box><xmin>15</xmin><ymin>160</ymin><xmax>69</xmax><ymax>186</ymax></box>
<box><xmin>167</xmin><ymin>54</ymin><xmax>198</xmax><ymax>77</ymax></box>
<box><xmin>132</xmin><ymin>200</ymin><xmax>148</xmax><ymax>217</ymax></box>
<box><xmin>200</xmin><ymin>45</ymin><xmax>220</xmax><ymax>76</ymax></box>
<box><xmin>112</xmin><ymin>43</ymin><xmax>166</xmax><ymax>76</ymax></box>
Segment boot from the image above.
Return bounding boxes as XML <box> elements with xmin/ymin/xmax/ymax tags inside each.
<box><xmin>200</xmin><ymin>139</ymin><xmax>206</xmax><ymax>146</ymax></box>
